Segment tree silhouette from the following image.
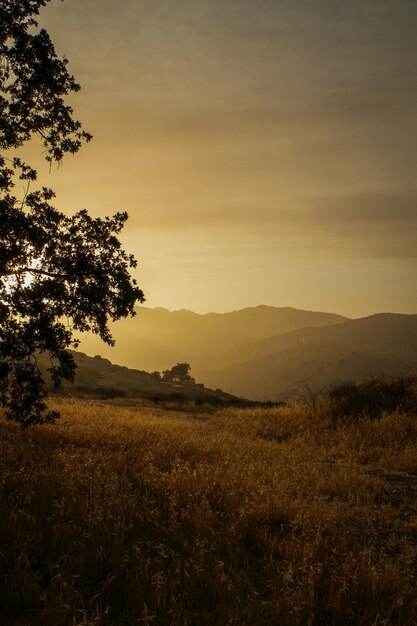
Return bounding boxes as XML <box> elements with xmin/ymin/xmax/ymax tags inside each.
<box><xmin>0</xmin><ymin>0</ymin><xmax>145</xmax><ymax>426</ymax></box>
<box><xmin>162</xmin><ymin>363</ymin><xmax>195</xmax><ymax>384</ymax></box>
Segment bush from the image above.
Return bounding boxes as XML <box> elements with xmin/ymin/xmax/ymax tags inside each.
<box><xmin>97</xmin><ymin>387</ymin><xmax>127</xmax><ymax>400</ymax></box>
<box><xmin>328</xmin><ymin>375</ymin><xmax>417</xmax><ymax>420</ymax></box>
<box><xmin>167</xmin><ymin>391</ymin><xmax>187</xmax><ymax>404</ymax></box>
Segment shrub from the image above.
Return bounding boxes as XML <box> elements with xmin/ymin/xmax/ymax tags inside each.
<box><xmin>328</xmin><ymin>375</ymin><xmax>417</xmax><ymax>420</ymax></box>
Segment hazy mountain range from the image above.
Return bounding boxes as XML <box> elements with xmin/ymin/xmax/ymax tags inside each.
<box><xmin>201</xmin><ymin>313</ymin><xmax>417</xmax><ymax>400</ymax></box>
<box><xmin>79</xmin><ymin>305</ymin><xmax>347</xmax><ymax>371</ymax></box>
<box><xmin>77</xmin><ymin>306</ymin><xmax>417</xmax><ymax>401</ymax></box>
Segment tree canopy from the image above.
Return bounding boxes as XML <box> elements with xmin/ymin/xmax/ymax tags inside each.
<box><xmin>0</xmin><ymin>0</ymin><xmax>145</xmax><ymax>426</ymax></box>
<box><xmin>162</xmin><ymin>363</ymin><xmax>195</xmax><ymax>384</ymax></box>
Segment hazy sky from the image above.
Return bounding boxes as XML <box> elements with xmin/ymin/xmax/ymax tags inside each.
<box><xmin>25</xmin><ymin>0</ymin><xmax>417</xmax><ymax>316</ymax></box>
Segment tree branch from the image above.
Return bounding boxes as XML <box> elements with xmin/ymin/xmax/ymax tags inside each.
<box><xmin>3</xmin><ymin>267</ymin><xmax>67</xmax><ymax>279</ymax></box>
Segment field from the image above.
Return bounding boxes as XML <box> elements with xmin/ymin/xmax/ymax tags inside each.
<box><xmin>1</xmin><ymin>392</ymin><xmax>417</xmax><ymax>625</ymax></box>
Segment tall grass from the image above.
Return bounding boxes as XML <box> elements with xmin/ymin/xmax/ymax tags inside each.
<box><xmin>1</xmin><ymin>391</ymin><xmax>417</xmax><ymax>625</ymax></box>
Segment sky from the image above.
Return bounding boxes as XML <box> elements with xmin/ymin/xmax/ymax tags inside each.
<box><xmin>24</xmin><ymin>0</ymin><xmax>417</xmax><ymax>317</ymax></box>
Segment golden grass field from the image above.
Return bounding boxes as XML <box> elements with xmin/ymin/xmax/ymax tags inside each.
<box><xmin>1</xmin><ymin>395</ymin><xmax>417</xmax><ymax>625</ymax></box>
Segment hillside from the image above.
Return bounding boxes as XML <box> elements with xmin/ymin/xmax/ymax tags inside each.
<box><xmin>201</xmin><ymin>313</ymin><xmax>417</xmax><ymax>400</ymax></box>
<box><xmin>37</xmin><ymin>351</ymin><xmax>240</xmax><ymax>405</ymax></box>
<box><xmin>77</xmin><ymin>305</ymin><xmax>348</xmax><ymax>372</ymax></box>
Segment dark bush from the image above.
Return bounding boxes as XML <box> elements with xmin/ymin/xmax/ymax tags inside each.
<box><xmin>167</xmin><ymin>392</ymin><xmax>187</xmax><ymax>405</ymax></box>
<box><xmin>328</xmin><ymin>375</ymin><xmax>417</xmax><ymax>420</ymax></box>
<box><xmin>95</xmin><ymin>387</ymin><xmax>127</xmax><ymax>399</ymax></box>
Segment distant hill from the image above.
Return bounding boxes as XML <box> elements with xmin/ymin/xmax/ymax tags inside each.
<box><xmin>37</xmin><ymin>351</ymin><xmax>240</xmax><ymax>405</ymax></box>
<box><xmin>71</xmin><ymin>307</ymin><xmax>417</xmax><ymax>402</ymax></box>
<box><xmin>201</xmin><ymin>313</ymin><xmax>417</xmax><ymax>401</ymax></box>
<box><xmin>77</xmin><ymin>305</ymin><xmax>348</xmax><ymax>372</ymax></box>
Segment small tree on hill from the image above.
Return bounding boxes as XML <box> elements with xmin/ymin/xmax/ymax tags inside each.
<box><xmin>162</xmin><ymin>363</ymin><xmax>195</xmax><ymax>384</ymax></box>
<box><xmin>0</xmin><ymin>0</ymin><xmax>145</xmax><ymax>427</ymax></box>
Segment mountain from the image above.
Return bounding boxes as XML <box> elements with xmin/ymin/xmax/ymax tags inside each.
<box><xmin>201</xmin><ymin>313</ymin><xmax>417</xmax><ymax>401</ymax></box>
<box><xmin>72</xmin><ymin>306</ymin><xmax>417</xmax><ymax>402</ymax></box>
<box><xmin>77</xmin><ymin>305</ymin><xmax>348</xmax><ymax>372</ymax></box>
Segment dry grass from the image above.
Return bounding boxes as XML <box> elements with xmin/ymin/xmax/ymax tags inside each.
<box><xmin>1</xmin><ymin>396</ymin><xmax>417</xmax><ymax>625</ymax></box>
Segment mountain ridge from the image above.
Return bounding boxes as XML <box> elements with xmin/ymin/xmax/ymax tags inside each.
<box><xmin>75</xmin><ymin>307</ymin><xmax>417</xmax><ymax>402</ymax></box>
<box><xmin>200</xmin><ymin>313</ymin><xmax>417</xmax><ymax>400</ymax></box>
<box><xmin>78</xmin><ymin>304</ymin><xmax>348</xmax><ymax>372</ymax></box>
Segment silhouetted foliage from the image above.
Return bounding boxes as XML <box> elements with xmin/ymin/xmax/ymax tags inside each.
<box><xmin>328</xmin><ymin>376</ymin><xmax>417</xmax><ymax>420</ymax></box>
<box><xmin>162</xmin><ymin>363</ymin><xmax>195</xmax><ymax>383</ymax></box>
<box><xmin>0</xmin><ymin>0</ymin><xmax>144</xmax><ymax>426</ymax></box>
<box><xmin>167</xmin><ymin>391</ymin><xmax>186</xmax><ymax>404</ymax></box>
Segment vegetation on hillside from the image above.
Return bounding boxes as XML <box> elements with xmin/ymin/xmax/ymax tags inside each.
<box><xmin>1</xmin><ymin>376</ymin><xmax>417</xmax><ymax>625</ymax></box>
<box><xmin>36</xmin><ymin>351</ymin><xmax>246</xmax><ymax>407</ymax></box>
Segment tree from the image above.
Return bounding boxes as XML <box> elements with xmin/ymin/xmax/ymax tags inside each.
<box><xmin>0</xmin><ymin>0</ymin><xmax>145</xmax><ymax>427</ymax></box>
<box><xmin>162</xmin><ymin>363</ymin><xmax>195</xmax><ymax>384</ymax></box>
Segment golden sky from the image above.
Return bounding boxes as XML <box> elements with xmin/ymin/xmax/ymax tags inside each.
<box><xmin>25</xmin><ymin>0</ymin><xmax>417</xmax><ymax>317</ymax></box>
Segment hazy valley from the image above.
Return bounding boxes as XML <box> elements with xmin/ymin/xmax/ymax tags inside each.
<box><xmin>76</xmin><ymin>306</ymin><xmax>417</xmax><ymax>402</ymax></box>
